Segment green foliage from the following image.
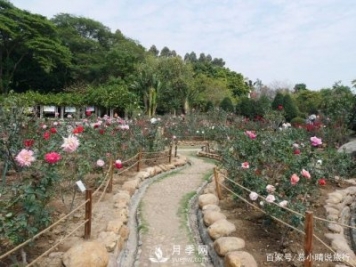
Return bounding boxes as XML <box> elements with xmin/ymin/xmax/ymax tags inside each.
<box><xmin>216</xmin><ymin>126</ymin><xmax>356</xmax><ymax>228</ymax></box>
<box><xmin>293</xmin><ymin>83</ymin><xmax>307</xmax><ymax>92</ymax></box>
<box><xmin>0</xmin><ymin>1</ymin><xmax>72</xmax><ymax>94</ymax></box>
<box><xmin>272</xmin><ymin>92</ymin><xmax>284</xmax><ymax>110</ymax></box>
<box><xmin>290</xmin><ymin>117</ymin><xmax>305</xmax><ymax>127</ymax></box>
<box><xmin>219</xmin><ymin>97</ymin><xmax>234</xmax><ymax>112</ymax></box>
<box><xmin>295</xmin><ymin>90</ymin><xmax>322</xmax><ymax>115</ymax></box>
<box><xmin>236</xmin><ymin>97</ymin><xmax>253</xmax><ymax>118</ymax></box>
<box><xmin>283</xmin><ymin>94</ymin><xmax>299</xmax><ymax>122</ymax></box>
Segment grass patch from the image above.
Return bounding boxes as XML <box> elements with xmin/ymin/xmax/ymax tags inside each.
<box><xmin>137</xmin><ymin>201</ymin><xmax>149</xmax><ymax>234</ymax></box>
<box><xmin>202</xmin><ymin>170</ymin><xmax>213</xmax><ymax>182</ymax></box>
<box><xmin>177</xmin><ymin>191</ymin><xmax>196</xmax><ymax>233</ymax></box>
<box><xmin>177</xmin><ymin>191</ymin><xmax>207</xmax><ymax>262</ymax></box>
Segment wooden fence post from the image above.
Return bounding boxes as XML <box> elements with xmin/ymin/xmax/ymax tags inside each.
<box><xmin>304</xmin><ymin>211</ymin><xmax>313</xmax><ymax>267</ymax></box>
<box><xmin>214</xmin><ymin>167</ymin><xmax>222</xmax><ymax>200</ymax></box>
<box><xmin>84</xmin><ymin>189</ymin><xmax>92</xmax><ymax>239</ymax></box>
<box><xmin>107</xmin><ymin>158</ymin><xmax>113</xmax><ymax>193</ymax></box>
<box><xmin>137</xmin><ymin>150</ymin><xmax>142</xmax><ymax>172</ymax></box>
<box><xmin>168</xmin><ymin>145</ymin><xmax>172</xmax><ymax>163</ymax></box>
<box><xmin>174</xmin><ymin>144</ymin><xmax>178</xmax><ymax>157</ymax></box>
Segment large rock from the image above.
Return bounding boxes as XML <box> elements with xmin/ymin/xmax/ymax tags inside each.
<box><xmin>119</xmin><ymin>224</ymin><xmax>130</xmax><ymax>240</ymax></box>
<box><xmin>113</xmin><ymin>191</ymin><xmax>130</xmax><ymax>205</ymax></box>
<box><xmin>62</xmin><ymin>241</ymin><xmax>109</xmax><ymax>267</ymax></box>
<box><xmin>224</xmin><ymin>251</ymin><xmax>257</xmax><ymax>267</ymax></box>
<box><xmin>198</xmin><ymin>193</ymin><xmax>219</xmax><ymax>208</ymax></box>
<box><xmin>106</xmin><ymin>219</ymin><xmax>124</xmax><ymax>234</ymax></box>
<box><xmin>203</xmin><ymin>211</ymin><xmax>226</xmax><ymax>226</ymax></box>
<box><xmin>114</xmin><ymin>207</ymin><xmax>129</xmax><ymax>223</ymax></box>
<box><xmin>338</xmin><ymin>140</ymin><xmax>356</xmax><ymax>154</ymax></box>
<box><xmin>214</xmin><ymin>237</ymin><xmax>245</xmax><ymax>256</ymax></box>
<box><xmin>97</xmin><ymin>231</ymin><xmax>118</xmax><ymax>252</ymax></box>
<box><xmin>122</xmin><ymin>178</ymin><xmax>140</xmax><ymax>196</ymax></box>
<box><xmin>208</xmin><ymin>219</ymin><xmax>236</xmax><ymax>240</ymax></box>
<box><xmin>202</xmin><ymin>204</ymin><xmax>221</xmax><ymax>214</ymax></box>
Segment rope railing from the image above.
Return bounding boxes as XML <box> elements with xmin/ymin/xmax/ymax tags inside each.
<box><xmin>218</xmin><ymin>181</ymin><xmax>354</xmax><ymax>266</ymax></box>
<box><xmin>0</xmin><ymin>198</ymin><xmax>90</xmax><ymax>261</ymax></box>
<box><xmin>26</xmin><ymin>219</ymin><xmax>89</xmax><ymax>267</ymax></box>
<box><xmin>121</xmin><ymin>153</ymin><xmax>139</xmax><ymax>164</ymax></box>
<box><xmin>0</xmin><ymin>147</ymin><xmax>173</xmax><ymax>265</ymax></box>
<box><xmin>221</xmin><ymin>173</ymin><xmax>356</xmax><ymax>231</ymax></box>
<box><xmin>93</xmin><ymin>168</ymin><xmax>111</xmax><ymax>196</ymax></box>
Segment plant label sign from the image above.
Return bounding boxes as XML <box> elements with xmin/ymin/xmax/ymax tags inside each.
<box><xmin>76</xmin><ymin>180</ymin><xmax>86</xmax><ymax>192</ymax></box>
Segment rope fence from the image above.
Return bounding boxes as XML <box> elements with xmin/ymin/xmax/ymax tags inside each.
<box><xmin>213</xmin><ymin>166</ymin><xmax>356</xmax><ymax>267</ymax></box>
<box><xmin>0</xmin><ymin>146</ymin><xmax>173</xmax><ymax>266</ymax></box>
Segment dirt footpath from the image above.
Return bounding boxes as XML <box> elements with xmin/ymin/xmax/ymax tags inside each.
<box><xmin>135</xmin><ymin>150</ymin><xmax>216</xmax><ymax>267</ymax></box>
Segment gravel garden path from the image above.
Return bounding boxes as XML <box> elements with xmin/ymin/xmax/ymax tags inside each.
<box><xmin>135</xmin><ymin>149</ymin><xmax>216</xmax><ymax>267</ymax></box>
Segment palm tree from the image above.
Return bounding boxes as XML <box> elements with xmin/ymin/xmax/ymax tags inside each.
<box><xmin>131</xmin><ymin>71</ymin><xmax>162</xmax><ymax>117</ymax></box>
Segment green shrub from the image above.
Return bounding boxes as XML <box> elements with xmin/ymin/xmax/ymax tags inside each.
<box><xmin>290</xmin><ymin>117</ymin><xmax>305</xmax><ymax>127</ymax></box>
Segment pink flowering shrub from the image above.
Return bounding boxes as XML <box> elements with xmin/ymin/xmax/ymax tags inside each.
<box><xmin>217</xmin><ymin>123</ymin><xmax>356</xmax><ymax>227</ymax></box>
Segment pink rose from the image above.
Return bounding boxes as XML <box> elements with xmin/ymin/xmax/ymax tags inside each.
<box><xmin>290</xmin><ymin>174</ymin><xmax>300</xmax><ymax>185</ymax></box>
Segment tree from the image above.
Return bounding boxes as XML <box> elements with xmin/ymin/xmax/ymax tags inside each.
<box><xmin>156</xmin><ymin>56</ymin><xmax>195</xmax><ymax>114</ymax></box>
<box><xmin>0</xmin><ymin>1</ymin><xmax>72</xmax><ymax>94</ymax></box>
<box><xmin>160</xmin><ymin>46</ymin><xmax>171</xmax><ymax>57</ymax></box>
<box><xmin>103</xmin><ymin>32</ymin><xmax>145</xmax><ymax>83</ymax></box>
<box><xmin>272</xmin><ymin>92</ymin><xmax>284</xmax><ymax>110</ymax></box>
<box><xmin>283</xmin><ymin>94</ymin><xmax>299</xmax><ymax>121</ymax></box>
<box><xmin>294</xmin><ymin>83</ymin><xmax>307</xmax><ymax>92</ymax></box>
<box><xmin>148</xmin><ymin>45</ymin><xmax>159</xmax><ymax>56</ymax></box>
<box><xmin>295</xmin><ymin>90</ymin><xmax>322</xmax><ymax>115</ymax></box>
<box><xmin>51</xmin><ymin>13</ymin><xmax>114</xmax><ymax>85</ymax></box>
<box><xmin>236</xmin><ymin>97</ymin><xmax>253</xmax><ymax>118</ymax></box>
<box><xmin>130</xmin><ymin>56</ymin><xmax>163</xmax><ymax>117</ymax></box>
<box><xmin>219</xmin><ymin>97</ymin><xmax>234</xmax><ymax>112</ymax></box>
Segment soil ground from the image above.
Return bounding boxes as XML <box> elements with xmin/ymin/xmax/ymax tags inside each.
<box><xmin>219</xmin><ymin>180</ymin><xmax>351</xmax><ymax>267</ymax></box>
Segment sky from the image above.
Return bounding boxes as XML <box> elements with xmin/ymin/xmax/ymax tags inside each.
<box><xmin>10</xmin><ymin>0</ymin><xmax>356</xmax><ymax>90</ymax></box>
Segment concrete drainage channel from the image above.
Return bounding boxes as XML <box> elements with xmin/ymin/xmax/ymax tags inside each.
<box><xmin>116</xmin><ymin>161</ymin><xmax>219</xmax><ymax>267</ymax></box>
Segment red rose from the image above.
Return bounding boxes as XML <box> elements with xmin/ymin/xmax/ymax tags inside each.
<box><xmin>44</xmin><ymin>152</ymin><xmax>61</xmax><ymax>164</ymax></box>
<box><xmin>278</xmin><ymin>105</ymin><xmax>283</xmax><ymax>110</ymax></box>
<box><xmin>43</xmin><ymin>131</ymin><xmax>50</xmax><ymax>140</ymax></box>
<box><xmin>318</xmin><ymin>178</ymin><xmax>326</xmax><ymax>186</ymax></box>
<box><xmin>99</xmin><ymin>129</ymin><xmax>105</xmax><ymax>135</ymax></box>
<box><xmin>73</xmin><ymin>126</ymin><xmax>84</xmax><ymax>134</ymax></box>
<box><xmin>50</xmin><ymin>127</ymin><xmax>57</xmax><ymax>134</ymax></box>
<box><xmin>114</xmin><ymin>160</ymin><xmax>123</xmax><ymax>169</ymax></box>
<box><xmin>24</xmin><ymin>139</ymin><xmax>35</xmax><ymax>147</ymax></box>
<box><xmin>293</xmin><ymin>149</ymin><xmax>301</xmax><ymax>155</ymax></box>
<box><xmin>85</xmin><ymin>111</ymin><xmax>91</xmax><ymax>116</ymax></box>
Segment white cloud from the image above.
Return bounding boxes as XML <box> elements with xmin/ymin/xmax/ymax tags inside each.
<box><xmin>9</xmin><ymin>0</ymin><xmax>356</xmax><ymax>89</ymax></box>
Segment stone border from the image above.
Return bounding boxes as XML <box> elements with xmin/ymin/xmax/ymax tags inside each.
<box><xmin>195</xmin><ymin>151</ymin><xmax>258</xmax><ymax>267</ymax></box>
<box><xmin>323</xmin><ymin>180</ymin><xmax>356</xmax><ymax>267</ymax></box>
